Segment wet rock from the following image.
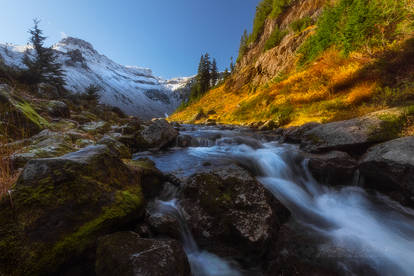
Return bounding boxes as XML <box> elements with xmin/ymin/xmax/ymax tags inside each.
<box><xmin>306</xmin><ymin>151</ymin><xmax>358</xmax><ymax>186</ymax></box>
<box><xmin>95</xmin><ymin>232</ymin><xmax>191</xmax><ymax>276</ymax></box>
<box><xmin>0</xmin><ymin>84</ymin><xmax>48</xmax><ymax>139</ymax></box>
<box><xmin>147</xmin><ymin>212</ymin><xmax>182</xmax><ymax>240</ymax></box>
<box><xmin>0</xmin><ymin>145</ymin><xmax>144</xmax><ymax>275</ymax></box>
<box><xmin>266</xmin><ymin>224</ymin><xmax>360</xmax><ymax>276</ymax></box>
<box><xmin>205</xmin><ymin>118</ymin><xmax>216</xmax><ymax>126</ymax></box>
<box><xmin>97</xmin><ymin>137</ymin><xmax>131</xmax><ymax>159</ymax></box>
<box><xmin>118</xmin><ymin>119</ymin><xmax>178</xmax><ymax>152</ymax></box>
<box><xmin>179</xmin><ymin>164</ymin><xmax>290</xmax><ymax>261</ymax></box>
<box><xmin>47</xmin><ymin>100</ymin><xmax>70</xmax><ymax>118</ymax></box>
<box><xmin>175</xmin><ymin>134</ymin><xmax>193</xmax><ymax>147</ymax></box>
<box><xmin>359</xmin><ymin>136</ymin><xmax>414</xmax><ymax>206</ymax></box>
<box><xmin>124</xmin><ymin>158</ymin><xmax>165</xmax><ymax>199</ymax></box>
<box><xmin>300</xmin><ymin>108</ymin><xmax>406</xmax><ymax>154</ymax></box>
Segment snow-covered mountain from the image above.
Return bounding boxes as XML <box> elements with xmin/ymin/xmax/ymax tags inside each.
<box><xmin>0</xmin><ymin>37</ymin><xmax>193</xmax><ymax>119</ymax></box>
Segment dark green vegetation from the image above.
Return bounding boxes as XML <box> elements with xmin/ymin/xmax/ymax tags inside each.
<box><xmin>298</xmin><ymin>0</ymin><xmax>409</xmax><ymax>64</ymax></box>
<box><xmin>290</xmin><ymin>16</ymin><xmax>313</xmax><ymax>33</ymax></box>
<box><xmin>264</xmin><ymin>25</ymin><xmax>288</xmax><ymax>51</ymax></box>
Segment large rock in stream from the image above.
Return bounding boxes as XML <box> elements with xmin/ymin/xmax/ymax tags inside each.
<box><xmin>118</xmin><ymin>118</ymin><xmax>178</xmax><ymax>152</ymax></box>
<box><xmin>359</xmin><ymin>136</ymin><xmax>414</xmax><ymax>206</ymax></box>
<box><xmin>95</xmin><ymin>231</ymin><xmax>191</xmax><ymax>276</ymax></box>
<box><xmin>300</xmin><ymin>108</ymin><xmax>407</xmax><ymax>154</ymax></box>
<box><xmin>0</xmin><ymin>145</ymin><xmax>145</xmax><ymax>275</ymax></box>
<box><xmin>179</xmin><ymin>165</ymin><xmax>290</xmax><ymax>263</ymax></box>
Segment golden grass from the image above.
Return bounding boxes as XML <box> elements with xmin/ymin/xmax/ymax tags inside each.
<box><xmin>170</xmin><ymin>39</ymin><xmax>414</xmax><ymax>127</ymax></box>
<box><xmin>0</xmin><ymin>141</ymin><xmax>20</xmax><ymax>200</ymax></box>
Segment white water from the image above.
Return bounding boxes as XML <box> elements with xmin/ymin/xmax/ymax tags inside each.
<box><xmin>143</xmin><ymin>127</ymin><xmax>414</xmax><ymax>275</ymax></box>
<box><xmin>153</xmin><ymin>199</ymin><xmax>241</xmax><ymax>276</ymax></box>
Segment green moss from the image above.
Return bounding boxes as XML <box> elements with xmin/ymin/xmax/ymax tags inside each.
<box><xmin>16</xmin><ymin>101</ymin><xmax>49</xmax><ymax>128</ymax></box>
<box><xmin>369</xmin><ymin>113</ymin><xmax>406</xmax><ymax>141</ymax></box>
<box><xmin>15</xmin><ymin>186</ymin><xmax>143</xmax><ymax>275</ymax></box>
<box><xmin>290</xmin><ymin>16</ymin><xmax>313</xmax><ymax>33</ymax></box>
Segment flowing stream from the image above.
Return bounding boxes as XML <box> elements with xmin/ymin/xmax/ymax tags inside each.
<box><xmin>139</xmin><ymin>125</ymin><xmax>414</xmax><ymax>276</ymax></box>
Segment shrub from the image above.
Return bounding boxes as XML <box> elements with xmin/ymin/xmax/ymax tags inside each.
<box><xmin>290</xmin><ymin>16</ymin><xmax>313</xmax><ymax>33</ymax></box>
<box><xmin>249</xmin><ymin>0</ymin><xmax>274</xmax><ymax>43</ymax></box>
<box><xmin>264</xmin><ymin>25</ymin><xmax>288</xmax><ymax>51</ymax></box>
<box><xmin>298</xmin><ymin>0</ymin><xmax>406</xmax><ymax>65</ymax></box>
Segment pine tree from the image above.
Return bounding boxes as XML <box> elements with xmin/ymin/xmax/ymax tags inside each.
<box><xmin>223</xmin><ymin>68</ymin><xmax>230</xmax><ymax>79</ymax></box>
<box><xmin>230</xmin><ymin>56</ymin><xmax>235</xmax><ymax>73</ymax></box>
<box><xmin>83</xmin><ymin>84</ymin><xmax>101</xmax><ymax>105</ymax></box>
<box><xmin>210</xmin><ymin>58</ymin><xmax>218</xmax><ymax>87</ymax></box>
<box><xmin>238</xmin><ymin>29</ymin><xmax>249</xmax><ymax>62</ymax></box>
<box><xmin>22</xmin><ymin>19</ymin><xmax>65</xmax><ymax>87</ymax></box>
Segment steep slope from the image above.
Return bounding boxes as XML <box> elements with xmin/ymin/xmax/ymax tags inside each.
<box><xmin>0</xmin><ymin>37</ymin><xmax>192</xmax><ymax>119</ymax></box>
<box><xmin>171</xmin><ymin>0</ymin><xmax>414</xmax><ymax>127</ymax></box>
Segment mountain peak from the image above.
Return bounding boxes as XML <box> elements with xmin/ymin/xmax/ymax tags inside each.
<box><xmin>54</xmin><ymin>37</ymin><xmax>97</xmax><ymax>54</ymax></box>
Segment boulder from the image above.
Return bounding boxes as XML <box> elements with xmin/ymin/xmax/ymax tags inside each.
<box><xmin>192</xmin><ymin>110</ymin><xmax>207</xmax><ymax>122</ymax></box>
<box><xmin>139</xmin><ymin>119</ymin><xmax>178</xmax><ymax>149</ymax></box>
<box><xmin>119</xmin><ymin>119</ymin><xmax>178</xmax><ymax>152</ymax></box>
<box><xmin>11</xmin><ymin>129</ymin><xmax>75</xmax><ymax>168</ymax></box>
<box><xmin>359</xmin><ymin>136</ymin><xmax>414</xmax><ymax>206</ymax></box>
<box><xmin>124</xmin><ymin>158</ymin><xmax>165</xmax><ymax>199</ymax></box>
<box><xmin>179</xmin><ymin>165</ymin><xmax>290</xmax><ymax>261</ymax></box>
<box><xmin>282</xmin><ymin>122</ymin><xmax>320</xmax><ymax>144</ymax></box>
<box><xmin>47</xmin><ymin>100</ymin><xmax>70</xmax><ymax>118</ymax></box>
<box><xmin>300</xmin><ymin>108</ymin><xmax>407</xmax><ymax>154</ymax></box>
<box><xmin>306</xmin><ymin>151</ymin><xmax>358</xmax><ymax>186</ymax></box>
<box><xmin>97</xmin><ymin>137</ymin><xmax>131</xmax><ymax>159</ymax></box>
<box><xmin>95</xmin><ymin>232</ymin><xmax>191</xmax><ymax>276</ymax></box>
<box><xmin>0</xmin><ymin>84</ymin><xmax>49</xmax><ymax>140</ymax></box>
<box><xmin>175</xmin><ymin>134</ymin><xmax>194</xmax><ymax>147</ymax></box>
<box><xmin>0</xmin><ymin>145</ymin><xmax>145</xmax><ymax>275</ymax></box>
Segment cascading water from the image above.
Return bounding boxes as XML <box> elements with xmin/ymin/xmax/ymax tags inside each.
<box><xmin>151</xmin><ymin>199</ymin><xmax>242</xmax><ymax>276</ymax></box>
<box><xmin>140</xmin><ymin>126</ymin><xmax>414</xmax><ymax>276</ymax></box>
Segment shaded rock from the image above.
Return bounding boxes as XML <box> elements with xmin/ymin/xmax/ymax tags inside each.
<box><xmin>179</xmin><ymin>164</ymin><xmax>290</xmax><ymax>261</ymax></box>
<box><xmin>97</xmin><ymin>137</ymin><xmax>131</xmax><ymax>159</ymax></box>
<box><xmin>306</xmin><ymin>151</ymin><xmax>358</xmax><ymax>186</ymax></box>
<box><xmin>95</xmin><ymin>232</ymin><xmax>191</xmax><ymax>276</ymax></box>
<box><xmin>71</xmin><ymin>111</ymin><xmax>99</xmax><ymax>124</ymax></box>
<box><xmin>282</xmin><ymin>122</ymin><xmax>320</xmax><ymax>144</ymax></box>
<box><xmin>0</xmin><ymin>145</ymin><xmax>144</xmax><ymax>275</ymax></box>
<box><xmin>118</xmin><ymin>119</ymin><xmax>177</xmax><ymax>152</ymax></box>
<box><xmin>300</xmin><ymin>108</ymin><xmax>407</xmax><ymax>154</ymax></box>
<box><xmin>140</xmin><ymin>118</ymin><xmax>178</xmax><ymax>149</ymax></box>
<box><xmin>47</xmin><ymin>100</ymin><xmax>70</xmax><ymax>118</ymax></box>
<box><xmin>175</xmin><ymin>134</ymin><xmax>194</xmax><ymax>147</ymax></box>
<box><xmin>266</xmin><ymin>223</ymin><xmax>368</xmax><ymax>276</ymax></box>
<box><xmin>0</xmin><ymin>85</ymin><xmax>48</xmax><ymax>140</ymax></box>
<box><xmin>124</xmin><ymin>158</ymin><xmax>165</xmax><ymax>199</ymax></box>
<box><xmin>146</xmin><ymin>212</ymin><xmax>182</xmax><ymax>240</ymax></box>
<box><xmin>359</xmin><ymin>136</ymin><xmax>414</xmax><ymax>206</ymax></box>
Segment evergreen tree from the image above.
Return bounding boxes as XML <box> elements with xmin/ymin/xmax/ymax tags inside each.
<box><xmin>210</xmin><ymin>58</ymin><xmax>218</xmax><ymax>87</ymax></box>
<box><xmin>223</xmin><ymin>68</ymin><xmax>230</xmax><ymax>79</ymax></box>
<box><xmin>22</xmin><ymin>19</ymin><xmax>65</xmax><ymax>87</ymax></box>
<box><xmin>230</xmin><ymin>56</ymin><xmax>235</xmax><ymax>73</ymax></box>
<box><xmin>237</xmin><ymin>29</ymin><xmax>249</xmax><ymax>62</ymax></box>
<box><xmin>83</xmin><ymin>84</ymin><xmax>101</xmax><ymax>105</ymax></box>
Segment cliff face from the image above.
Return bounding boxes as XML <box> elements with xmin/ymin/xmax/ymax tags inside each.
<box><xmin>171</xmin><ymin>0</ymin><xmax>414</xmax><ymax>127</ymax></box>
<box><xmin>237</xmin><ymin>0</ymin><xmax>328</xmax><ymax>86</ymax></box>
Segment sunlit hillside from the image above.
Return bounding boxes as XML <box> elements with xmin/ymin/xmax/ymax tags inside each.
<box><xmin>171</xmin><ymin>0</ymin><xmax>414</xmax><ymax>130</ymax></box>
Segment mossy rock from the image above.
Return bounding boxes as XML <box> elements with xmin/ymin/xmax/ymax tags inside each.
<box><xmin>0</xmin><ymin>85</ymin><xmax>49</xmax><ymax>140</ymax></box>
<box><xmin>0</xmin><ymin>145</ymin><xmax>145</xmax><ymax>275</ymax></box>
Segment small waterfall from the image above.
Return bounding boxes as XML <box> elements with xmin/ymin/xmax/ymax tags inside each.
<box><xmin>152</xmin><ymin>198</ymin><xmax>241</xmax><ymax>276</ymax></box>
<box><xmin>140</xmin><ymin>127</ymin><xmax>414</xmax><ymax>275</ymax></box>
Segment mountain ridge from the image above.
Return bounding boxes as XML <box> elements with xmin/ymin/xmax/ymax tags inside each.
<box><xmin>0</xmin><ymin>36</ymin><xmax>193</xmax><ymax>119</ymax></box>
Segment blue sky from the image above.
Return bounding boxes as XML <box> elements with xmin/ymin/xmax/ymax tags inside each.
<box><xmin>1</xmin><ymin>0</ymin><xmax>260</xmax><ymax>79</ymax></box>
